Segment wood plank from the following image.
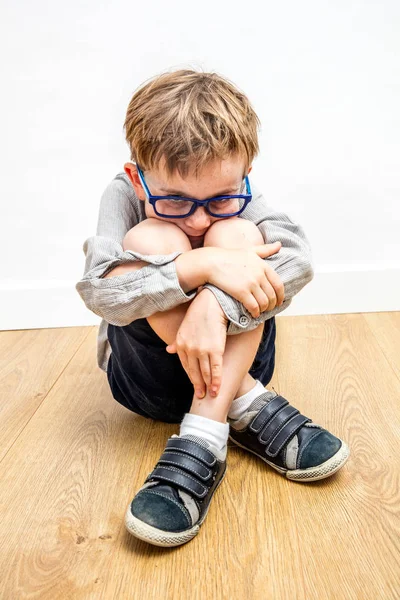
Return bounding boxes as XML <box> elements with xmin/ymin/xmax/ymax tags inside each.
<box><xmin>363</xmin><ymin>311</ymin><xmax>400</xmax><ymax>379</ymax></box>
<box><xmin>0</xmin><ymin>328</ymin><xmax>152</xmax><ymax>598</ymax></box>
<box><xmin>0</xmin><ymin>327</ymin><xmax>91</xmax><ymax>461</ymax></box>
<box><xmin>264</xmin><ymin>313</ymin><xmax>399</xmax><ymax>599</ymax></box>
<box><xmin>0</xmin><ymin>315</ymin><xmax>398</xmax><ymax>599</ymax></box>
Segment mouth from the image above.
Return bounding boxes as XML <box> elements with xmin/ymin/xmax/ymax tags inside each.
<box><xmin>188</xmin><ymin>232</ymin><xmax>206</xmax><ymax>238</ymax></box>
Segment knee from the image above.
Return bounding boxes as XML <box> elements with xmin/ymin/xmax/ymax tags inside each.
<box><xmin>203</xmin><ymin>217</ymin><xmax>264</xmax><ymax>249</ymax></box>
<box><xmin>123</xmin><ymin>218</ymin><xmax>192</xmax><ymax>254</ymax></box>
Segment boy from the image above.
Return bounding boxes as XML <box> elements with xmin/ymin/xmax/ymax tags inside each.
<box><xmin>76</xmin><ymin>69</ymin><xmax>350</xmax><ymax>548</ymax></box>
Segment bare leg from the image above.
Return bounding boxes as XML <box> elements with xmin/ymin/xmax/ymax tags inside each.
<box><xmin>190</xmin><ymin>323</ymin><xmax>264</xmax><ymax>422</ymax></box>
<box><xmin>146</xmin><ymin>302</ymin><xmax>263</xmax><ymax>421</ymax></box>
<box><xmin>123</xmin><ymin>217</ymin><xmax>268</xmax><ymax>423</ymax></box>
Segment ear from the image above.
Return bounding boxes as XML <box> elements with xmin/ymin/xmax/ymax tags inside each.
<box><xmin>124</xmin><ymin>162</ymin><xmax>146</xmax><ymax>201</ymax></box>
<box><xmin>247</xmin><ymin>165</ymin><xmax>253</xmax><ymax>175</ymax></box>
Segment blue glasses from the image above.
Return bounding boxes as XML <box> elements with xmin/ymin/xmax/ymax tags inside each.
<box><xmin>135</xmin><ymin>163</ymin><xmax>252</xmax><ymax>218</ymax></box>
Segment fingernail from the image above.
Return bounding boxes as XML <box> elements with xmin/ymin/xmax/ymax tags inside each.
<box><xmin>196</xmin><ymin>389</ymin><xmax>205</xmax><ymax>399</ymax></box>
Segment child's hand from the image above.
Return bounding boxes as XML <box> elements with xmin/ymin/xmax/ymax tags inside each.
<box><xmin>206</xmin><ymin>242</ymin><xmax>285</xmax><ymax>318</ymax></box>
<box><xmin>166</xmin><ymin>289</ymin><xmax>228</xmax><ymax>398</ymax></box>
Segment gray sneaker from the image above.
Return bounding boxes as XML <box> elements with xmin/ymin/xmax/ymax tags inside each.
<box><xmin>125</xmin><ymin>434</ymin><xmax>227</xmax><ymax>547</ymax></box>
<box><xmin>228</xmin><ymin>390</ymin><xmax>350</xmax><ymax>482</ymax></box>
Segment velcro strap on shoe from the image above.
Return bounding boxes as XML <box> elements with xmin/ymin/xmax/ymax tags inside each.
<box><xmin>148</xmin><ymin>466</ymin><xmax>210</xmax><ymax>499</ymax></box>
<box><xmin>249</xmin><ymin>395</ymin><xmax>289</xmax><ymax>433</ymax></box>
<box><xmin>265</xmin><ymin>413</ymin><xmax>311</xmax><ymax>457</ymax></box>
<box><xmin>258</xmin><ymin>405</ymin><xmax>300</xmax><ymax>445</ymax></box>
<box><xmin>249</xmin><ymin>395</ymin><xmax>313</xmax><ymax>458</ymax></box>
<box><xmin>158</xmin><ymin>450</ymin><xmax>212</xmax><ymax>481</ymax></box>
<box><xmin>165</xmin><ymin>437</ymin><xmax>217</xmax><ymax>467</ymax></box>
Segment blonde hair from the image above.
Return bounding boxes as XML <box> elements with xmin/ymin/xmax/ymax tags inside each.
<box><xmin>123</xmin><ymin>68</ymin><xmax>261</xmax><ymax>178</ymax></box>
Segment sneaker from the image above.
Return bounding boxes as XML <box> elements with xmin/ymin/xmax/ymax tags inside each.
<box><xmin>228</xmin><ymin>389</ymin><xmax>350</xmax><ymax>482</ymax></box>
<box><xmin>125</xmin><ymin>434</ymin><xmax>227</xmax><ymax>547</ymax></box>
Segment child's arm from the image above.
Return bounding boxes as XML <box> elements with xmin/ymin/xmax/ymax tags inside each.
<box><xmin>201</xmin><ymin>181</ymin><xmax>315</xmax><ymax>333</ymax></box>
<box><xmin>75</xmin><ymin>174</ymin><xmax>200</xmax><ymax>326</ymax></box>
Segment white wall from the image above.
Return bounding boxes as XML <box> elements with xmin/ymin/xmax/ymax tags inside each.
<box><xmin>1</xmin><ymin>0</ymin><xmax>399</xmax><ymax>329</ymax></box>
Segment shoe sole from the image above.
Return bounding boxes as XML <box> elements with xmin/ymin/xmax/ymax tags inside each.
<box><xmin>229</xmin><ymin>436</ymin><xmax>350</xmax><ymax>482</ymax></box>
<box><xmin>125</xmin><ymin>469</ymin><xmax>227</xmax><ymax>547</ymax></box>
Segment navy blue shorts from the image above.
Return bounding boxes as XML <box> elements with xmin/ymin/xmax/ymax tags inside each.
<box><xmin>106</xmin><ymin>316</ymin><xmax>276</xmax><ymax>424</ymax></box>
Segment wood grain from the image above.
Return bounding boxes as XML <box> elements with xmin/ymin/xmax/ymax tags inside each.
<box><xmin>0</xmin><ymin>314</ymin><xmax>398</xmax><ymax>599</ymax></box>
<box><xmin>364</xmin><ymin>312</ymin><xmax>400</xmax><ymax>379</ymax></box>
<box><xmin>0</xmin><ymin>327</ymin><xmax>90</xmax><ymax>461</ymax></box>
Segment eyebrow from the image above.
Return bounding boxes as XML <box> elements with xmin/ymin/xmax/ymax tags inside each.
<box><xmin>159</xmin><ymin>184</ymin><xmax>242</xmax><ymax>197</ymax></box>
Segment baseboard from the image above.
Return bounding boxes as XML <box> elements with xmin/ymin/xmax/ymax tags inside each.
<box><xmin>1</xmin><ymin>266</ymin><xmax>399</xmax><ymax>330</ymax></box>
<box><xmin>282</xmin><ymin>264</ymin><xmax>400</xmax><ymax>317</ymax></box>
<box><xmin>0</xmin><ymin>280</ymin><xmax>101</xmax><ymax>330</ymax></box>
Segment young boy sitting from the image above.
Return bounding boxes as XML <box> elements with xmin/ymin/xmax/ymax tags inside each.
<box><xmin>76</xmin><ymin>69</ymin><xmax>350</xmax><ymax>548</ymax></box>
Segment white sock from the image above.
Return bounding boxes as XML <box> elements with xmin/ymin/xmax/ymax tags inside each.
<box><xmin>228</xmin><ymin>379</ymin><xmax>266</xmax><ymax>420</ymax></box>
<box><xmin>179</xmin><ymin>413</ymin><xmax>229</xmax><ymax>451</ymax></box>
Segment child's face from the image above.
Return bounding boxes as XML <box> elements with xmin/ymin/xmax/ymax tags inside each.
<box><xmin>124</xmin><ymin>155</ymin><xmax>252</xmax><ymax>247</ymax></box>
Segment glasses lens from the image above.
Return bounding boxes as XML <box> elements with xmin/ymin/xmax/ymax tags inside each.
<box><xmin>154</xmin><ymin>199</ymin><xmax>195</xmax><ymax>217</ymax></box>
<box><xmin>207</xmin><ymin>196</ymin><xmax>246</xmax><ymax>216</ymax></box>
<box><xmin>154</xmin><ymin>196</ymin><xmax>246</xmax><ymax>217</ymax></box>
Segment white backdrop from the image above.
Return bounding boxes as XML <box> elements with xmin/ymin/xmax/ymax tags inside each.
<box><xmin>1</xmin><ymin>0</ymin><xmax>399</xmax><ymax>329</ymax></box>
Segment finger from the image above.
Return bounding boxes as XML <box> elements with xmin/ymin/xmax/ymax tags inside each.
<box><xmin>198</xmin><ymin>352</ymin><xmax>212</xmax><ymax>389</ymax></box>
<box><xmin>166</xmin><ymin>342</ymin><xmax>177</xmax><ymax>353</ymax></box>
<box><xmin>251</xmin><ymin>284</ymin><xmax>274</xmax><ymax>313</ymax></box>
<box><xmin>252</xmin><ymin>242</ymin><xmax>281</xmax><ymax>258</ymax></box>
<box><xmin>188</xmin><ymin>354</ymin><xmax>206</xmax><ymax>398</ymax></box>
<box><xmin>177</xmin><ymin>348</ymin><xmax>189</xmax><ymax>378</ymax></box>
<box><xmin>264</xmin><ymin>267</ymin><xmax>285</xmax><ymax>305</ymax></box>
<box><xmin>209</xmin><ymin>352</ymin><xmax>223</xmax><ymax>396</ymax></box>
<box><xmin>259</xmin><ymin>280</ymin><xmax>277</xmax><ymax>311</ymax></box>
<box><xmin>242</xmin><ymin>292</ymin><xmax>261</xmax><ymax>318</ymax></box>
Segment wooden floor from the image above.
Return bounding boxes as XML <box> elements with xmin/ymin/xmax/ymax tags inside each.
<box><xmin>0</xmin><ymin>313</ymin><xmax>399</xmax><ymax>599</ymax></box>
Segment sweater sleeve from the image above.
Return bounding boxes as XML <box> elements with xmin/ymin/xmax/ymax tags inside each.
<box><xmin>75</xmin><ymin>173</ymin><xmax>196</xmax><ymax>326</ymax></box>
<box><xmin>202</xmin><ymin>182</ymin><xmax>315</xmax><ymax>334</ymax></box>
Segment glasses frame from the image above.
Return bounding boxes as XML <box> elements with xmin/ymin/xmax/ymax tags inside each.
<box><xmin>134</xmin><ymin>163</ymin><xmax>252</xmax><ymax>219</ymax></box>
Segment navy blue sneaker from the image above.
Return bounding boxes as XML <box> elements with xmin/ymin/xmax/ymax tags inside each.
<box><xmin>228</xmin><ymin>389</ymin><xmax>350</xmax><ymax>482</ymax></box>
<box><xmin>125</xmin><ymin>434</ymin><xmax>227</xmax><ymax>547</ymax></box>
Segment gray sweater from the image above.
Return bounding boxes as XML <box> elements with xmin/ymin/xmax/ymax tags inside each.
<box><xmin>75</xmin><ymin>172</ymin><xmax>315</xmax><ymax>372</ymax></box>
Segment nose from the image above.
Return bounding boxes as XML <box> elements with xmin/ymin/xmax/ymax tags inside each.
<box><xmin>185</xmin><ymin>206</ymin><xmax>212</xmax><ymax>232</ymax></box>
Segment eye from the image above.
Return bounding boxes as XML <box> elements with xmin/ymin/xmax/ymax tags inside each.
<box><xmin>165</xmin><ymin>199</ymin><xmax>191</xmax><ymax>206</ymax></box>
